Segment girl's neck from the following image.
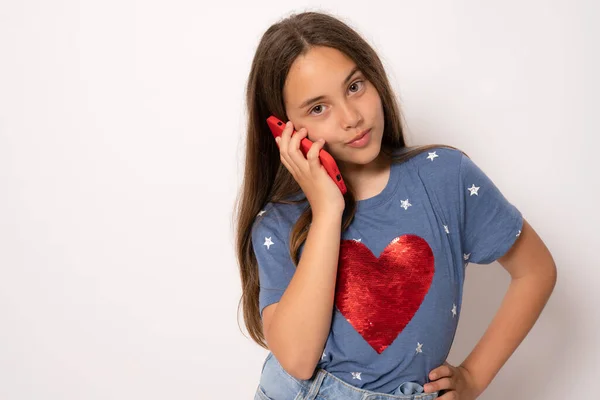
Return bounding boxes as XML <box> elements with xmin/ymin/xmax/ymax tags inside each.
<box><xmin>339</xmin><ymin>151</ymin><xmax>392</xmax><ymax>201</ymax></box>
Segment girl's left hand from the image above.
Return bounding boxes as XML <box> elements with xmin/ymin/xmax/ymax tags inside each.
<box><xmin>423</xmin><ymin>361</ymin><xmax>481</xmax><ymax>399</ymax></box>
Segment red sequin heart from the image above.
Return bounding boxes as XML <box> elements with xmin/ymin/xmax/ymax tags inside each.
<box><xmin>335</xmin><ymin>235</ymin><xmax>434</xmax><ymax>354</ymax></box>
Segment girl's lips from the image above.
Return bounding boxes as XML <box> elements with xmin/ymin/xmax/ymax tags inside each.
<box><xmin>347</xmin><ymin>129</ymin><xmax>371</xmax><ymax>148</ymax></box>
<box><xmin>346</xmin><ymin>128</ymin><xmax>371</xmax><ymax>144</ymax></box>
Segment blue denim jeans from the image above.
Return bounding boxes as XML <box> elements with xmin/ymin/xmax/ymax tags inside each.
<box><xmin>255</xmin><ymin>353</ymin><xmax>439</xmax><ymax>400</ymax></box>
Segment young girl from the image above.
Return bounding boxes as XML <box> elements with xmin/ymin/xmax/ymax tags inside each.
<box><xmin>234</xmin><ymin>11</ymin><xmax>556</xmax><ymax>400</ymax></box>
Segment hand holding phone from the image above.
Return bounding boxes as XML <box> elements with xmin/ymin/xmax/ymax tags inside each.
<box><xmin>266</xmin><ymin>115</ymin><xmax>347</xmax><ymax>195</ymax></box>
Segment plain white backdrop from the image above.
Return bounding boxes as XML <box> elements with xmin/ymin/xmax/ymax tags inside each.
<box><xmin>0</xmin><ymin>1</ymin><xmax>598</xmax><ymax>399</ymax></box>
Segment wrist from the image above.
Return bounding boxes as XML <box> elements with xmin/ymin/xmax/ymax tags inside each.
<box><xmin>458</xmin><ymin>363</ymin><xmax>488</xmax><ymax>398</ymax></box>
<box><xmin>312</xmin><ymin>208</ymin><xmax>344</xmax><ymax>221</ymax></box>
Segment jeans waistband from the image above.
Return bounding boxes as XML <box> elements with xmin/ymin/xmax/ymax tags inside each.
<box><xmin>303</xmin><ymin>367</ymin><xmax>439</xmax><ymax>400</ymax></box>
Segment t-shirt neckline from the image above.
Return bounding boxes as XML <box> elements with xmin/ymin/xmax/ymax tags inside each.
<box><xmin>355</xmin><ymin>154</ymin><xmax>402</xmax><ymax>212</ymax></box>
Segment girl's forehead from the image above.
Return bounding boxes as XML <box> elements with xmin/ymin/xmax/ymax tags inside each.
<box><xmin>288</xmin><ymin>47</ymin><xmax>354</xmax><ymax>83</ymax></box>
<box><xmin>284</xmin><ymin>47</ymin><xmax>358</xmax><ymax>108</ymax></box>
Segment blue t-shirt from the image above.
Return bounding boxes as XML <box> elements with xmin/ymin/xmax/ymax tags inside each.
<box><xmin>250</xmin><ymin>146</ymin><xmax>523</xmax><ymax>394</ymax></box>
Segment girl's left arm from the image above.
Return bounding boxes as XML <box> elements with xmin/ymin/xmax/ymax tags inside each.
<box><xmin>425</xmin><ymin>218</ymin><xmax>557</xmax><ymax>398</ymax></box>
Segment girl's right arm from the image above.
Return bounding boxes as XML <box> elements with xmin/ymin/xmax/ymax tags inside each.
<box><xmin>262</xmin><ymin>121</ymin><xmax>345</xmax><ymax>380</ymax></box>
<box><xmin>262</xmin><ymin>211</ymin><xmax>342</xmax><ymax>380</ymax></box>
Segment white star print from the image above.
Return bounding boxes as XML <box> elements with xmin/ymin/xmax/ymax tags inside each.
<box><xmin>400</xmin><ymin>199</ymin><xmax>412</xmax><ymax>210</ymax></box>
<box><xmin>516</xmin><ymin>230</ymin><xmax>521</xmax><ymax>237</ymax></box>
<box><xmin>351</xmin><ymin>372</ymin><xmax>362</xmax><ymax>380</ymax></box>
<box><xmin>427</xmin><ymin>151</ymin><xmax>439</xmax><ymax>161</ymax></box>
<box><xmin>353</xmin><ymin>238</ymin><xmax>362</xmax><ymax>242</ymax></box>
<box><xmin>263</xmin><ymin>237</ymin><xmax>274</xmax><ymax>250</ymax></box>
<box><xmin>322</xmin><ymin>351</ymin><xmax>326</xmax><ymax>360</ymax></box>
<box><xmin>444</xmin><ymin>225</ymin><xmax>449</xmax><ymax>234</ymax></box>
<box><xmin>257</xmin><ymin>210</ymin><xmax>266</xmax><ymax>217</ymax></box>
<box><xmin>463</xmin><ymin>253</ymin><xmax>471</xmax><ymax>260</ymax></box>
<box><xmin>416</xmin><ymin>342</ymin><xmax>423</xmax><ymax>354</ymax></box>
<box><xmin>467</xmin><ymin>184</ymin><xmax>480</xmax><ymax>196</ymax></box>
<box><xmin>451</xmin><ymin>304</ymin><xmax>457</xmax><ymax>317</ymax></box>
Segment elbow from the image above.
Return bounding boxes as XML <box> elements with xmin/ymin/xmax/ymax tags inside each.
<box><xmin>535</xmin><ymin>260</ymin><xmax>557</xmax><ymax>294</ymax></box>
<box><xmin>543</xmin><ymin>256</ymin><xmax>558</xmax><ymax>286</ymax></box>
<box><xmin>277</xmin><ymin>353</ymin><xmax>318</xmax><ymax>381</ymax></box>
<box><xmin>548</xmin><ymin>261</ymin><xmax>558</xmax><ymax>290</ymax></box>
<box><xmin>286</xmin><ymin>364</ymin><xmax>317</xmax><ymax>381</ymax></box>
<box><xmin>536</xmin><ymin>261</ymin><xmax>557</xmax><ymax>290</ymax></box>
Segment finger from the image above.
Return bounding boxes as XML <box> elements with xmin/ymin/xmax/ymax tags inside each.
<box><xmin>430</xmin><ymin>364</ymin><xmax>454</xmax><ymax>380</ymax></box>
<box><xmin>278</xmin><ymin>121</ymin><xmax>293</xmax><ymax>156</ymax></box>
<box><xmin>279</xmin><ymin>121</ymin><xmax>301</xmax><ymax>177</ymax></box>
<box><xmin>424</xmin><ymin>377</ymin><xmax>453</xmax><ymax>393</ymax></box>
<box><xmin>306</xmin><ymin>138</ymin><xmax>325</xmax><ymax>171</ymax></box>
<box><xmin>288</xmin><ymin>127</ymin><xmax>309</xmax><ymax>168</ymax></box>
<box><xmin>276</xmin><ymin>121</ymin><xmax>290</xmax><ymax>158</ymax></box>
<box><xmin>437</xmin><ymin>391</ymin><xmax>458</xmax><ymax>400</ymax></box>
<box><xmin>288</xmin><ymin>126</ymin><xmax>307</xmax><ymax>154</ymax></box>
<box><xmin>276</xmin><ymin>140</ymin><xmax>295</xmax><ymax>178</ymax></box>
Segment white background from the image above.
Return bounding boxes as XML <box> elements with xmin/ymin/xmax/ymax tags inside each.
<box><xmin>1</xmin><ymin>1</ymin><xmax>598</xmax><ymax>399</ymax></box>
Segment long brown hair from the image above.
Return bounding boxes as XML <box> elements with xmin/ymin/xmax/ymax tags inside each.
<box><xmin>233</xmin><ymin>10</ymin><xmax>467</xmax><ymax>349</ymax></box>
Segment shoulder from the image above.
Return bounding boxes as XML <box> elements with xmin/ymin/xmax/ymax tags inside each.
<box><xmin>251</xmin><ymin>198</ymin><xmax>307</xmax><ymax>241</ymax></box>
<box><xmin>400</xmin><ymin>145</ymin><xmax>466</xmax><ymax>179</ymax></box>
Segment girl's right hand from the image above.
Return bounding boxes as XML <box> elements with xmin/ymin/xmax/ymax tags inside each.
<box><xmin>276</xmin><ymin>121</ymin><xmax>346</xmax><ymax>218</ymax></box>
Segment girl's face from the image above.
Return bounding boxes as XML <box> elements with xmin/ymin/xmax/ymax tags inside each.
<box><xmin>283</xmin><ymin>46</ymin><xmax>386</xmax><ymax>167</ymax></box>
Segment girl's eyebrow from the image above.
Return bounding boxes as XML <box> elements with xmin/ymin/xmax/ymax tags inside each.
<box><xmin>298</xmin><ymin>66</ymin><xmax>361</xmax><ymax>109</ymax></box>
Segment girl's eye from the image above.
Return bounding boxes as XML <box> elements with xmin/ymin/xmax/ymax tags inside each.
<box><xmin>310</xmin><ymin>105</ymin><xmax>325</xmax><ymax>115</ymax></box>
<box><xmin>348</xmin><ymin>80</ymin><xmax>364</xmax><ymax>93</ymax></box>
<box><xmin>309</xmin><ymin>80</ymin><xmax>365</xmax><ymax>116</ymax></box>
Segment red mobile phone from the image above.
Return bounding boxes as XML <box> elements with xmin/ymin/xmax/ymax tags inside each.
<box><xmin>266</xmin><ymin>115</ymin><xmax>347</xmax><ymax>195</ymax></box>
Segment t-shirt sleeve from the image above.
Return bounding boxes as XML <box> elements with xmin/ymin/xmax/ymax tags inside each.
<box><xmin>458</xmin><ymin>153</ymin><xmax>523</xmax><ymax>265</ymax></box>
<box><xmin>251</xmin><ymin>210</ymin><xmax>297</xmax><ymax>317</ymax></box>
